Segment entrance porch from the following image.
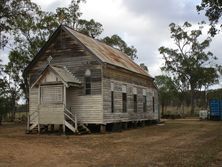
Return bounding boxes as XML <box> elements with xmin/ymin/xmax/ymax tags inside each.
<box><xmin>27</xmin><ymin>65</ymin><xmax>89</xmax><ymax>134</ymax></box>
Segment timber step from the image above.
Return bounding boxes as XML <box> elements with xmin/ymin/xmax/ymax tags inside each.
<box><xmin>77</xmin><ymin>124</ymin><xmax>91</xmax><ymax>135</ymax></box>
<box><xmin>26</xmin><ymin>124</ymin><xmax>38</xmax><ymax>134</ymax></box>
<box><xmin>65</xmin><ymin>120</ymin><xmax>90</xmax><ymax>134</ymax></box>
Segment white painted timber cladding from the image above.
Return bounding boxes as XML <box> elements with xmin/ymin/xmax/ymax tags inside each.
<box><xmin>41</xmin><ymin>70</ymin><xmax>60</xmax><ymax>83</ymax></box>
<box><xmin>39</xmin><ymin>104</ymin><xmax>64</xmax><ymax>124</ymax></box>
<box><xmin>40</xmin><ymin>85</ymin><xmax>63</xmax><ymax>104</ymax></box>
<box><xmin>68</xmin><ymin>88</ymin><xmax>103</xmax><ymax>124</ymax></box>
<box><xmin>29</xmin><ymin>87</ymin><xmax>39</xmax><ymax>124</ymax></box>
<box><xmin>72</xmin><ymin>96</ymin><xmax>103</xmax><ymax>124</ymax></box>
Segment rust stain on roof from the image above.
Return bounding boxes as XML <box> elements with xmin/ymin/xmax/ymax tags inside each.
<box><xmin>64</xmin><ymin>26</ymin><xmax>152</xmax><ymax>78</ymax></box>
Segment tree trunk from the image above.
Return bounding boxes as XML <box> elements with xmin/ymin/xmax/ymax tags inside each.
<box><xmin>190</xmin><ymin>88</ymin><xmax>195</xmax><ymax>116</ymax></box>
<box><xmin>161</xmin><ymin>101</ymin><xmax>165</xmax><ymax>116</ymax></box>
<box><xmin>205</xmin><ymin>89</ymin><xmax>208</xmax><ymax>109</ymax></box>
<box><xmin>161</xmin><ymin>102</ymin><xmax>165</xmax><ymax>116</ymax></box>
<box><xmin>182</xmin><ymin>100</ymin><xmax>185</xmax><ymax>117</ymax></box>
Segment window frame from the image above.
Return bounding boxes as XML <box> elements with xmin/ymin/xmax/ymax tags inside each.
<box><xmin>111</xmin><ymin>91</ymin><xmax>114</xmax><ymax>113</ymax></box>
<box><xmin>122</xmin><ymin>92</ymin><xmax>127</xmax><ymax>113</ymax></box>
<box><xmin>143</xmin><ymin>95</ymin><xmax>147</xmax><ymax>112</ymax></box>
<box><xmin>85</xmin><ymin>76</ymin><xmax>91</xmax><ymax>95</ymax></box>
<box><xmin>40</xmin><ymin>85</ymin><xmax>63</xmax><ymax>104</ymax></box>
<box><xmin>133</xmin><ymin>94</ymin><xmax>137</xmax><ymax>113</ymax></box>
<box><xmin>85</xmin><ymin>69</ymin><xmax>91</xmax><ymax>95</ymax></box>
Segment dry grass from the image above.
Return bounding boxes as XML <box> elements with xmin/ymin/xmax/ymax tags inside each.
<box><xmin>0</xmin><ymin>119</ymin><xmax>222</xmax><ymax>167</ymax></box>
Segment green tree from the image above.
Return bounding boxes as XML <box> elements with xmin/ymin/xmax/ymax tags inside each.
<box><xmin>2</xmin><ymin>0</ymin><xmax>138</xmax><ymax>111</ymax></box>
<box><xmin>102</xmin><ymin>35</ymin><xmax>137</xmax><ymax>60</ymax></box>
<box><xmin>69</xmin><ymin>0</ymin><xmax>86</xmax><ymax>28</ymax></box>
<box><xmin>0</xmin><ymin>75</ymin><xmax>13</xmax><ymax>124</ymax></box>
<box><xmin>56</xmin><ymin>0</ymin><xmax>86</xmax><ymax>28</ymax></box>
<box><xmin>0</xmin><ymin>0</ymin><xmax>45</xmax><ymax>48</ymax></box>
<box><xmin>155</xmin><ymin>75</ymin><xmax>177</xmax><ymax>116</ymax></box>
<box><xmin>197</xmin><ymin>0</ymin><xmax>222</xmax><ymax>36</ymax></box>
<box><xmin>159</xmin><ymin>22</ymin><xmax>221</xmax><ymax>115</ymax></box>
<box><xmin>56</xmin><ymin>7</ymin><xmax>71</xmax><ymax>25</ymax></box>
<box><xmin>76</xmin><ymin>19</ymin><xmax>103</xmax><ymax>38</ymax></box>
<box><xmin>7</xmin><ymin>5</ymin><xmax>59</xmax><ymax>100</ymax></box>
<box><xmin>1</xmin><ymin>1</ymin><xmax>59</xmax><ymax>121</ymax></box>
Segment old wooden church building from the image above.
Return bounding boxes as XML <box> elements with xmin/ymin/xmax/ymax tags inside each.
<box><xmin>24</xmin><ymin>25</ymin><xmax>159</xmax><ymax>134</ymax></box>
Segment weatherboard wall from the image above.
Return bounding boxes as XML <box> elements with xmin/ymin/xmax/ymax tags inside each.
<box><xmin>66</xmin><ymin>87</ymin><xmax>103</xmax><ymax>124</ymax></box>
<box><xmin>102</xmin><ymin>66</ymin><xmax>159</xmax><ymax>124</ymax></box>
<box><xmin>28</xmin><ymin>29</ymin><xmax>102</xmax><ymax>96</ymax></box>
<box><xmin>27</xmin><ymin>27</ymin><xmax>159</xmax><ymax>125</ymax></box>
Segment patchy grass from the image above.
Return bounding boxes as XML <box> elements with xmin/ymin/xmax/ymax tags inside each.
<box><xmin>0</xmin><ymin>120</ymin><xmax>222</xmax><ymax>167</ymax></box>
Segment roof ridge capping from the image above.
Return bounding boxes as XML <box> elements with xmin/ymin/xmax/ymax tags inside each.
<box><xmin>62</xmin><ymin>25</ymin><xmax>153</xmax><ymax>78</ymax></box>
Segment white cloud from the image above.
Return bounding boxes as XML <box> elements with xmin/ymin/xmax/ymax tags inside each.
<box><xmin>0</xmin><ymin>49</ymin><xmax>9</xmax><ymax>64</ymax></box>
<box><xmin>6</xmin><ymin>0</ymin><xmax>222</xmax><ymax>83</ymax></box>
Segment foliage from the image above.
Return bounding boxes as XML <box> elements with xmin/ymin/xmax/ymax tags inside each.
<box><xmin>155</xmin><ymin>75</ymin><xmax>178</xmax><ymax>114</ymax></box>
<box><xmin>208</xmin><ymin>88</ymin><xmax>222</xmax><ymax>99</ymax></box>
<box><xmin>0</xmin><ymin>0</ymin><xmax>59</xmax><ymax>120</ymax></box>
<box><xmin>102</xmin><ymin>35</ymin><xmax>138</xmax><ymax>60</ymax></box>
<box><xmin>0</xmin><ymin>0</ymin><xmax>36</xmax><ymax>47</ymax></box>
<box><xmin>0</xmin><ymin>0</ymin><xmax>139</xmax><ymax>121</ymax></box>
<box><xmin>76</xmin><ymin>19</ymin><xmax>103</xmax><ymax>38</ymax></box>
<box><xmin>0</xmin><ymin>77</ymin><xmax>14</xmax><ymax>124</ymax></box>
<box><xmin>197</xmin><ymin>0</ymin><xmax>222</xmax><ymax>36</ymax></box>
<box><xmin>159</xmin><ymin>22</ymin><xmax>221</xmax><ymax>114</ymax></box>
<box><xmin>56</xmin><ymin>0</ymin><xmax>86</xmax><ymax>29</ymax></box>
<box><xmin>4</xmin><ymin>1</ymin><xmax>59</xmax><ymax>108</ymax></box>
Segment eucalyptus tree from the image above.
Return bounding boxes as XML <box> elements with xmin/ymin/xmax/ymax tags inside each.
<box><xmin>102</xmin><ymin>35</ymin><xmax>137</xmax><ymax>60</ymax></box>
<box><xmin>56</xmin><ymin>0</ymin><xmax>86</xmax><ymax>28</ymax></box>
<box><xmin>2</xmin><ymin>0</ymin><xmax>138</xmax><ymax>109</ymax></box>
<box><xmin>159</xmin><ymin>22</ymin><xmax>221</xmax><ymax>115</ymax></box>
<box><xmin>76</xmin><ymin>19</ymin><xmax>103</xmax><ymax>38</ymax></box>
<box><xmin>197</xmin><ymin>0</ymin><xmax>222</xmax><ymax>36</ymax></box>
<box><xmin>155</xmin><ymin>75</ymin><xmax>178</xmax><ymax>115</ymax></box>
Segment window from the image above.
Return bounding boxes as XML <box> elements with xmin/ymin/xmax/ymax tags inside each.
<box><xmin>122</xmin><ymin>85</ymin><xmax>127</xmax><ymax>113</ymax></box>
<box><xmin>41</xmin><ymin>85</ymin><xmax>63</xmax><ymax>104</ymax></box>
<box><xmin>111</xmin><ymin>91</ymin><xmax>114</xmax><ymax>113</ymax></box>
<box><xmin>85</xmin><ymin>69</ymin><xmax>91</xmax><ymax>95</ymax></box>
<box><xmin>133</xmin><ymin>94</ymin><xmax>137</xmax><ymax>113</ymax></box>
<box><xmin>152</xmin><ymin>96</ymin><xmax>155</xmax><ymax>112</ymax></box>
<box><xmin>85</xmin><ymin>76</ymin><xmax>91</xmax><ymax>95</ymax></box>
<box><xmin>143</xmin><ymin>95</ymin><xmax>147</xmax><ymax>112</ymax></box>
<box><xmin>143</xmin><ymin>89</ymin><xmax>147</xmax><ymax>112</ymax></box>
<box><xmin>111</xmin><ymin>82</ymin><xmax>114</xmax><ymax>113</ymax></box>
<box><xmin>122</xmin><ymin>93</ymin><xmax>127</xmax><ymax>113</ymax></box>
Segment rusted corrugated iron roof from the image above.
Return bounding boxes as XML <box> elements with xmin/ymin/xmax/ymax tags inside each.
<box><xmin>64</xmin><ymin>26</ymin><xmax>152</xmax><ymax>78</ymax></box>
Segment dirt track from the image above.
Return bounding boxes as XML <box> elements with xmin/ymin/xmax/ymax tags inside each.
<box><xmin>0</xmin><ymin>119</ymin><xmax>222</xmax><ymax>167</ymax></box>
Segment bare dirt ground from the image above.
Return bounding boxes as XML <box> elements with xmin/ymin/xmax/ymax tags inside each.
<box><xmin>0</xmin><ymin>119</ymin><xmax>222</xmax><ymax>167</ymax></box>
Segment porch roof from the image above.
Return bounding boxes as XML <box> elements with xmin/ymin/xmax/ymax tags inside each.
<box><xmin>51</xmin><ymin>66</ymin><xmax>81</xmax><ymax>85</ymax></box>
<box><xmin>31</xmin><ymin>65</ymin><xmax>81</xmax><ymax>88</ymax></box>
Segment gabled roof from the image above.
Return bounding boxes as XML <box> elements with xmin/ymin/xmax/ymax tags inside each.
<box><xmin>31</xmin><ymin>65</ymin><xmax>81</xmax><ymax>88</ymax></box>
<box><xmin>24</xmin><ymin>25</ymin><xmax>152</xmax><ymax>78</ymax></box>
<box><xmin>63</xmin><ymin>26</ymin><xmax>151</xmax><ymax>77</ymax></box>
